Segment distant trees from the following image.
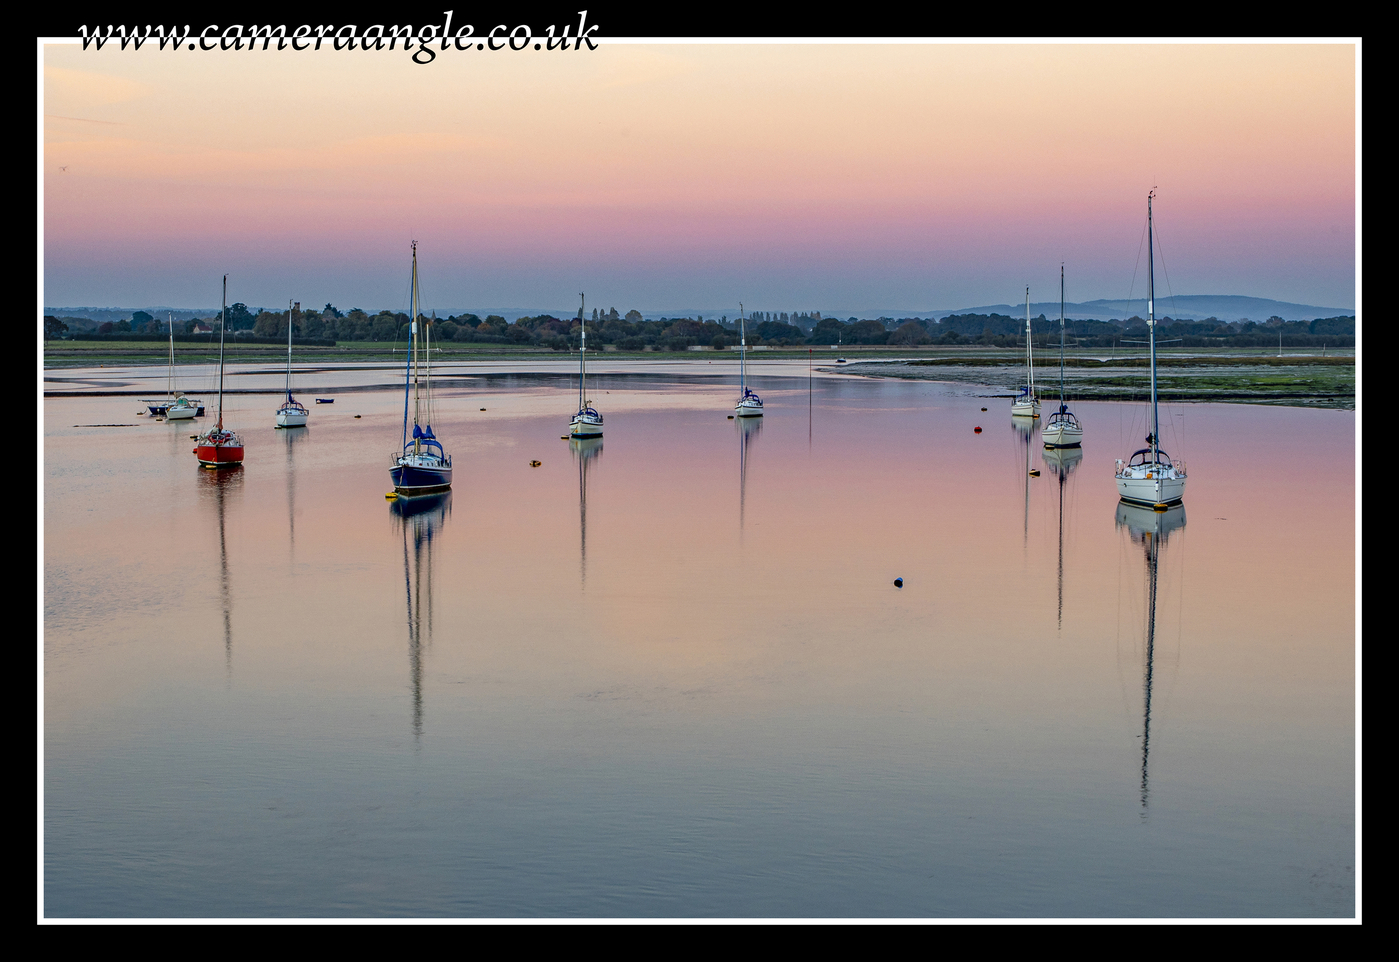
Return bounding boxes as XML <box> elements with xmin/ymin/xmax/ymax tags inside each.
<box><xmin>890</xmin><ymin>320</ymin><xmax>932</xmax><ymax>345</ymax></box>
<box><xmin>51</xmin><ymin>305</ymin><xmax>1355</xmax><ymax>351</ymax></box>
<box><xmin>224</xmin><ymin>303</ymin><xmax>257</xmax><ymax>330</ymax></box>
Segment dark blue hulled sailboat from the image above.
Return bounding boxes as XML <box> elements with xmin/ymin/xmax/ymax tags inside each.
<box><xmin>390</xmin><ymin>242</ymin><xmax>452</xmax><ymax>496</ymax></box>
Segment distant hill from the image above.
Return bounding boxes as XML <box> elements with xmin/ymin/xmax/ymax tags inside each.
<box><xmin>921</xmin><ymin>295</ymin><xmax>1353</xmax><ymax>323</ymax></box>
<box><xmin>46</xmin><ymin>294</ymin><xmax>1354</xmax><ymax>327</ymax></box>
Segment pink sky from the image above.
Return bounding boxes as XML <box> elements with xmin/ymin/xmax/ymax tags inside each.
<box><xmin>42</xmin><ymin>41</ymin><xmax>1356</xmax><ymax>314</ymax></box>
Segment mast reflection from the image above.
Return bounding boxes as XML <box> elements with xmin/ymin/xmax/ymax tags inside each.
<box><xmin>569</xmin><ymin>437</ymin><xmax>603</xmax><ymax>588</ymax></box>
<box><xmin>283</xmin><ymin>423</ymin><xmax>307</xmax><ymax>558</ymax></box>
<box><xmin>198</xmin><ymin>464</ymin><xmax>243</xmax><ymax>676</ymax></box>
<box><xmin>391</xmin><ymin>491</ymin><xmax>451</xmax><ymax>743</ymax></box>
<box><xmin>1012</xmin><ymin>414</ymin><xmax>1037</xmax><ymax>545</ymax></box>
<box><xmin>1043</xmin><ymin>446</ymin><xmax>1083</xmax><ymax>630</ymax></box>
<box><xmin>1115</xmin><ymin>500</ymin><xmax>1186</xmax><ymax>813</ymax></box>
<box><xmin>738</xmin><ymin>415</ymin><xmax>762</xmax><ymax>531</ymax></box>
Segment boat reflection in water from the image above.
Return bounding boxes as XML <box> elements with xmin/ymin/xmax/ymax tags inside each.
<box><xmin>1115</xmin><ymin>500</ymin><xmax>1186</xmax><ymax>813</ymax></box>
<box><xmin>391</xmin><ymin>491</ymin><xmax>451</xmax><ymax>742</ymax></box>
<box><xmin>198</xmin><ymin>463</ymin><xmax>243</xmax><ymax>676</ymax></box>
<box><xmin>1043</xmin><ymin>446</ymin><xmax>1083</xmax><ymax>630</ymax></box>
<box><xmin>1011</xmin><ymin>414</ymin><xmax>1037</xmax><ymax>545</ymax></box>
<box><xmin>283</xmin><ymin>422</ymin><xmax>307</xmax><ymax>558</ymax></box>
<box><xmin>738</xmin><ymin>415</ymin><xmax>762</xmax><ymax>531</ymax></box>
<box><xmin>570</xmin><ymin>437</ymin><xmax>603</xmax><ymax>588</ymax></box>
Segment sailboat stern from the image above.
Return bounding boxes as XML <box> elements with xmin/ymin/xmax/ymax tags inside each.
<box><xmin>1114</xmin><ymin>451</ymin><xmax>1186</xmax><ymax>508</ymax></box>
<box><xmin>569</xmin><ymin>408</ymin><xmax>604</xmax><ymax>438</ymax></box>
<box><xmin>194</xmin><ymin>429</ymin><xmax>245</xmax><ymax>466</ymax></box>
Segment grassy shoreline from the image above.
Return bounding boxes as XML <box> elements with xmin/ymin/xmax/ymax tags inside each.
<box><xmin>827</xmin><ymin>353</ymin><xmax>1355</xmax><ymax>409</ymax></box>
<box><xmin>42</xmin><ymin>342</ymin><xmax>1356</xmax><ymax>409</ymax></box>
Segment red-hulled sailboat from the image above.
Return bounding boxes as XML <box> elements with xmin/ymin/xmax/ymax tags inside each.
<box><xmin>194</xmin><ymin>275</ymin><xmax>245</xmax><ymax>467</ymax></box>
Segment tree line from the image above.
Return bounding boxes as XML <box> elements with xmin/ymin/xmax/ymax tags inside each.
<box><xmin>45</xmin><ymin>305</ymin><xmax>1356</xmax><ymax>350</ymax></box>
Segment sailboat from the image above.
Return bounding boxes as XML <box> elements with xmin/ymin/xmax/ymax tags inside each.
<box><xmin>1043</xmin><ymin>266</ymin><xmax>1083</xmax><ymax>448</ymax></box>
<box><xmin>735</xmin><ymin>303</ymin><xmax>764</xmax><ymax>417</ymax></box>
<box><xmin>193</xmin><ymin>275</ymin><xmax>245</xmax><ymax>467</ymax></box>
<box><xmin>1010</xmin><ymin>287</ymin><xmax>1040</xmax><ymax>418</ymax></box>
<box><xmin>275</xmin><ymin>299</ymin><xmax>308</xmax><ymax>428</ymax></box>
<box><xmin>569</xmin><ymin>293</ymin><xmax>603</xmax><ymax>439</ymax></box>
<box><xmin>1115</xmin><ymin>190</ymin><xmax>1187</xmax><ymax>509</ymax></box>
<box><xmin>145</xmin><ymin>313</ymin><xmax>202</xmax><ymax>419</ymax></box>
<box><xmin>390</xmin><ymin>242</ymin><xmax>452</xmax><ymax>496</ymax></box>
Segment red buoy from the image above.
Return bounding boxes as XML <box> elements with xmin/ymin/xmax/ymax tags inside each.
<box><xmin>974</xmin><ymin>426</ymin><xmax>982</xmax><ymax>433</ymax></box>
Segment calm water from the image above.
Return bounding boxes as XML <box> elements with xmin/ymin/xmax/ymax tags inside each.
<box><xmin>43</xmin><ymin>364</ymin><xmax>1356</xmax><ymax>918</ymax></box>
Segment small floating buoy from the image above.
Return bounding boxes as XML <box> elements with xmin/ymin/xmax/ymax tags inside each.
<box><xmin>894</xmin><ymin>578</ymin><xmax>903</xmax><ymax>588</ymax></box>
<box><xmin>561</xmin><ymin>435</ymin><xmax>569</xmax><ymax>439</ymax></box>
<box><xmin>480</xmin><ymin>407</ymin><xmax>486</xmax><ymax>411</ymax></box>
<box><xmin>354</xmin><ymin>414</ymin><xmax>361</xmax><ymax>418</ymax></box>
<box><xmin>529</xmin><ymin>460</ymin><xmax>541</xmax><ymax>467</ymax></box>
<box><xmin>974</xmin><ymin>426</ymin><xmax>982</xmax><ymax>433</ymax></box>
<box><xmin>1029</xmin><ymin>469</ymin><xmax>1040</xmax><ymax>476</ymax></box>
<box><xmin>727</xmin><ymin>415</ymin><xmax>735</xmax><ymax>419</ymax></box>
<box><xmin>386</xmin><ymin>492</ymin><xmax>398</xmax><ymax>500</ymax></box>
<box><xmin>981</xmin><ymin>407</ymin><xmax>987</xmax><ymax>411</ymax></box>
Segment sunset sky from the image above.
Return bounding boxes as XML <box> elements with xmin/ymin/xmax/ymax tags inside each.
<box><xmin>42</xmin><ymin>39</ymin><xmax>1357</xmax><ymax>316</ymax></box>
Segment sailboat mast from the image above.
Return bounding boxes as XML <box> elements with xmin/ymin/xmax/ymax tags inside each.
<box><xmin>168</xmin><ymin>312</ymin><xmax>175</xmax><ymax>401</ymax></box>
<box><xmin>1147</xmin><ymin>190</ymin><xmax>1158</xmax><ymax>462</ymax></box>
<box><xmin>578</xmin><ymin>293</ymin><xmax>586</xmax><ymax>411</ymax></box>
<box><xmin>1025</xmin><ymin>288</ymin><xmax>1034</xmax><ymax>397</ymax></box>
<box><xmin>217</xmin><ymin>274</ymin><xmax>227</xmax><ymax>429</ymax></box>
<box><xmin>1059</xmin><ymin>266</ymin><xmax>1066</xmax><ymax>405</ymax></box>
<box><xmin>739</xmin><ymin>302</ymin><xmax>746</xmax><ymax>393</ymax></box>
<box><xmin>411</xmin><ymin>241</ymin><xmax>421</xmax><ymax>454</ymax></box>
<box><xmin>286</xmin><ymin>299</ymin><xmax>293</xmax><ymax>400</ymax></box>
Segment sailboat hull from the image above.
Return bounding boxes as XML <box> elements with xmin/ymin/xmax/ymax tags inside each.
<box><xmin>166</xmin><ymin>404</ymin><xmax>199</xmax><ymax>421</ymax></box>
<box><xmin>1042</xmin><ymin>421</ymin><xmax>1082</xmax><ymax>448</ymax></box>
<box><xmin>570</xmin><ymin>413</ymin><xmax>603</xmax><ymax>438</ymax></box>
<box><xmin>1010</xmin><ymin>399</ymin><xmax>1040</xmax><ymax>418</ymax></box>
<box><xmin>1115</xmin><ymin>472</ymin><xmax>1185</xmax><ymax>509</ymax></box>
<box><xmin>391</xmin><ymin>459</ymin><xmax>452</xmax><ymax>495</ymax></box>
<box><xmin>195</xmin><ymin>439</ymin><xmax>244</xmax><ymax>466</ymax></box>
<box><xmin>735</xmin><ymin>398</ymin><xmax>763</xmax><ymax>418</ymax></box>
<box><xmin>276</xmin><ymin>405</ymin><xmax>308</xmax><ymax>428</ymax></box>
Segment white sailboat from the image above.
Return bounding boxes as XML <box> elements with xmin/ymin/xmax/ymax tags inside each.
<box><xmin>275</xmin><ymin>299</ymin><xmax>308</xmax><ymax>428</ymax></box>
<box><xmin>735</xmin><ymin>303</ymin><xmax>763</xmax><ymax>418</ymax></box>
<box><xmin>143</xmin><ymin>312</ymin><xmax>202</xmax><ymax>419</ymax></box>
<box><xmin>1043</xmin><ymin>266</ymin><xmax>1082</xmax><ymax>448</ymax></box>
<box><xmin>1010</xmin><ymin>287</ymin><xmax>1040</xmax><ymax>418</ymax></box>
<box><xmin>1115</xmin><ymin>190</ymin><xmax>1187</xmax><ymax>509</ymax></box>
<box><xmin>569</xmin><ymin>293</ymin><xmax>603</xmax><ymax>439</ymax></box>
<box><xmin>164</xmin><ymin>313</ymin><xmax>201</xmax><ymax>420</ymax></box>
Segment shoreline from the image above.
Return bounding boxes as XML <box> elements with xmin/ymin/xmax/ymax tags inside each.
<box><xmin>825</xmin><ymin>357</ymin><xmax>1355</xmax><ymax>409</ymax></box>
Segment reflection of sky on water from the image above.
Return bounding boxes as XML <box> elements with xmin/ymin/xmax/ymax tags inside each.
<box><xmin>43</xmin><ymin>376</ymin><xmax>1354</xmax><ymax>918</ymax></box>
